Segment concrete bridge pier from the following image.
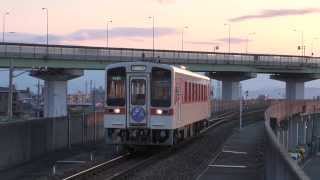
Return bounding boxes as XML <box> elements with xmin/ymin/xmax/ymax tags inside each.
<box><xmin>271</xmin><ymin>74</ymin><xmax>319</xmax><ymax>100</ymax></box>
<box><xmin>30</xmin><ymin>69</ymin><xmax>83</xmax><ymax>117</ymax></box>
<box><xmin>208</xmin><ymin>72</ymin><xmax>257</xmax><ymax>100</ymax></box>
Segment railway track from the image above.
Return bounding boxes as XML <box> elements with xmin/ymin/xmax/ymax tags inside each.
<box><xmin>60</xmin><ymin>109</ymin><xmax>262</xmax><ymax>180</ymax></box>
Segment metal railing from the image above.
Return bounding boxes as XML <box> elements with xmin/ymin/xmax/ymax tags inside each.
<box><xmin>263</xmin><ymin>101</ymin><xmax>320</xmax><ymax>180</ymax></box>
<box><xmin>0</xmin><ymin>42</ymin><xmax>320</xmax><ymax>68</ymax></box>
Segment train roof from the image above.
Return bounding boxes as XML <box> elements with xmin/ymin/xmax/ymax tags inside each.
<box><xmin>105</xmin><ymin>61</ymin><xmax>210</xmax><ymax>80</ymax></box>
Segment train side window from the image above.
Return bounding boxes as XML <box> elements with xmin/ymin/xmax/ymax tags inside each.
<box><xmin>191</xmin><ymin>83</ymin><xmax>195</xmax><ymax>102</ymax></box>
<box><xmin>195</xmin><ymin>84</ymin><xmax>199</xmax><ymax>102</ymax></box>
<box><xmin>200</xmin><ymin>84</ymin><xmax>202</xmax><ymax>101</ymax></box>
<box><xmin>195</xmin><ymin>83</ymin><xmax>197</xmax><ymax>102</ymax></box>
<box><xmin>184</xmin><ymin>82</ymin><xmax>188</xmax><ymax>103</ymax></box>
<box><xmin>194</xmin><ymin>83</ymin><xmax>196</xmax><ymax>102</ymax></box>
<box><xmin>189</xmin><ymin>82</ymin><xmax>192</xmax><ymax>102</ymax></box>
<box><xmin>206</xmin><ymin>85</ymin><xmax>209</xmax><ymax>101</ymax></box>
<box><xmin>204</xmin><ymin>85</ymin><xmax>206</xmax><ymax>101</ymax></box>
<box><xmin>198</xmin><ymin>84</ymin><xmax>200</xmax><ymax>102</ymax></box>
<box><xmin>203</xmin><ymin>85</ymin><xmax>205</xmax><ymax>101</ymax></box>
<box><xmin>205</xmin><ymin>85</ymin><xmax>208</xmax><ymax>101</ymax></box>
<box><xmin>195</xmin><ymin>84</ymin><xmax>198</xmax><ymax>102</ymax></box>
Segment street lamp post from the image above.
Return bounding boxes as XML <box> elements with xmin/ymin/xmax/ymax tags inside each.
<box><xmin>106</xmin><ymin>19</ymin><xmax>112</xmax><ymax>49</ymax></box>
<box><xmin>293</xmin><ymin>29</ymin><xmax>305</xmax><ymax>57</ymax></box>
<box><xmin>239</xmin><ymin>83</ymin><xmax>243</xmax><ymax>130</ymax></box>
<box><xmin>42</xmin><ymin>8</ymin><xmax>48</xmax><ymax>54</ymax></box>
<box><xmin>245</xmin><ymin>32</ymin><xmax>256</xmax><ymax>54</ymax></box>
<box><xmin>148</xmin><ymin>16</ymin><xmax>155</xmax><ymax>59</ymax></box>
<box><xmin>224</xmin><ymin>23</ymin><xmax>231</xmax><ymax>53</ymax></box>
<box><xmin>213</xmin><ymin>43</ymin><xmax>220</xmax><ymax>53</ymax></box>
<box><xmin>2</xmin><ymin>11</ymin><xmax>10</xmax><ymax>43</ymax></box>
<box><xmin>311</xmin><ymin>37</ymin><xmax>319</xmax><ymax>56</ymax></box>
<box><xmin>181</xmin><ymin>26</ymin><xmax>188</xmax><ymax>51</ymax></box>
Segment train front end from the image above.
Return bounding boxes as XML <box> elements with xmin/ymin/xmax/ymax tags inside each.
<box><xmin>104</xmin><ymin>62</ymin><xmax>173</xmax><ymax>145</ymax></box>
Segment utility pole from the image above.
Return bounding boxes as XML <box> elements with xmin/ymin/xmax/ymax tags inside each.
<box><xmin>8</xmin><ymin>59</ymin><xmax>13</xmax><ymax>120</ymax></box>
<box><xmin>2</xmin><ymin>12</ymin><xmax>10</xmax><ymax>43</ymax></box>
<box><xmin>148</xmin><ymin>16</ymin><xmax>155</xmax><ymax>60</ymax></box>
<box><xmin>181</xmin><ymin>26</ymin><xmax>188</xmax><ymax>51</ymax></box>
<box><xmin>106</xmin><ymin>19</ymin><xmax>112</xmax><ymax>49</ymax></box>
<box><xmin>42</xmin><ymin>8</ymin><xmax>49</xmax><ymax>55</ymax></box>
<box><xmin>37</xmin><ymin>80</ymin><xmax>41</xmax><ymax>118</ymax></box>
<box><xmin>224</xmin><ymin>23</ymin><xmax>231</xmax><ymax>53</ymax></box>
<box><xmin>239</xmin><ymin>83</ymin><xmax>243</xmax><ymax>130</ymax></box>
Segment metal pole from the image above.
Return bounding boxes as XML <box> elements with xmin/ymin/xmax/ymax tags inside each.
<box><xmin>8</xmin><ymin>59</ymin><xmax>13</xmax><ymax>120</ymax></box>
<box><xmin>107</xmin><ymin>21</ymin><xmax>110</xmax><ymax>48</ymax></box>
<box><xmin>148</xmin><ymin>16</ymin><xmax>155</xmax><ymax>60</ymax></box>
<box><xmin>228</xmin><ymin>25</ymin><xmax>231</xmax><ymax>53</ymax></box>
<box><xmin>68</xmin><ymin>112</ymin><xmax>71</xmax><ymax>149</ymax></box>
<box><xmin>106</xmin><ymin>19</ymin><xmax>112</xmax><ymax>56</ymax></box>
<box><xmin>37</xmin><ymin>80</ymin><xmax>40</xmax><ymax>118</ymax></box>
<box><xmin>2</xmin><ymin>12</ymin><xmax>9</xmax><ymax>43</ymax></box>
<box><xmin>301</xmin><ymin>31</ymin><xmax>304</xmax><ymax>57</ymax></box>
<box><xmin>2</xmin><ymin>14</ymin><xmax>4</xmax><ymax>42</ymax></box>
<box><xmin>181</xmin><ymin>26</ymin><xmax>188</xmax><ymax>51</ymax></box>
<box><xmin>107</xmin><ymin>23</ymin><xmax>109</xmax><ymax>48</ymax></box>
<box><xmin>46</xmin><ymin>9</ymin><xmax>48</xmax><ymax>46</ymax></box>
<box><xmin>181</xmin><ymin>29</ymin><xmax>184</xmax><ymax>51</ymax></box>
<box><xmin>42</xmin><ymin>8</ymin><xmax>48</xmax><ymax>54</ymax></box>
<box><xmin>82</xmin><ymin>111</ymin><xmax>85</xmax><ymax>145</ymax></box>
<box><xmin>152</xmin><ymin>16</ymin><xmax>155</xmax><ymax>60</ymax></box>
<box><xmin>245</xmin><ymin>37</ymin><xmax>248</xmax><ymax>54</ymax></box>
<box><xmin>93</xmin><ymin>82</ymin><xmax>96</xmax><ymax>143</ymax></box>
<box><xmin>239</xmin><ymin>83</ymin><xmax>242</xmax><ymax>130</ymax></box>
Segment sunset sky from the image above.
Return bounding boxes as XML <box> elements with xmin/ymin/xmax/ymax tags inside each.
<box><xmin>1</xmin><ymin>0</ymin><xmax>320</xmax><ymax>94</ymax></box>
<box><xmin>2</xmin><ymin>0</ymin><xmax>320</xmax><ymax>55</ymax></box>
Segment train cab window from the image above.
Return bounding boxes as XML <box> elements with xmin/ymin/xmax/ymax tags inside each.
<box><xmin>107</xmin><ymin>67</ymin><xmax>126</xmax><ymax>106</ymax></box>
<box><xmin>151</xmin><ymin>67</ymin><xmax>171</xmax><ymax>107</ymax></box>
<box><xmin>131</xmin><ymin>79</ymin><xmax>146</xmax><ymax>105</ymax></box>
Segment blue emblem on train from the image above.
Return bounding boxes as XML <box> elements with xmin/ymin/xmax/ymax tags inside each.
<box><xmin>131</xmin><ymin>107</ymin><xmax>145</xmax><ymax>122</ymax></box>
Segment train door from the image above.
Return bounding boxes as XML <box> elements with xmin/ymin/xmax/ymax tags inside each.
<box><xmin>128</xmin><ymin>76</ymin><xmax>148</xmax><ymax>127</ymax></box>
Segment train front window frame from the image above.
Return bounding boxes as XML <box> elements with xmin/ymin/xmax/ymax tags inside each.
<box><xmin>151</xmin><ymin>67</ymin><xmax>172</xmax><ymax>107</ymax></box>
<box><xmin>106</xmin><ymin>67</ymin><xmax>126</xmax><ymax>106</ymax></box>
<box><xmin>131</xmin><ymin>79</ymin><xmax>146</xmax><ymax>105</ymax></box>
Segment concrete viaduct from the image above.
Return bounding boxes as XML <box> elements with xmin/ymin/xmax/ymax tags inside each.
<box><xmin>1</xmin><ymin>42</ymin><xmax>320</xmax><ymax>117</ymax></box>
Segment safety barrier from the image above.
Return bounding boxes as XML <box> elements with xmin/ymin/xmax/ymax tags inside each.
<box><xmin>0</xmin><ymin>111</ymin><xmax>104</xmax><ymax>170</ymax></box>
<box><xmin>264</xmin><ymin>101</ymin><xmax>320</xmax><ymax>180</ymax></box>
<box><xmin>1</xmin><ymin>42</ymin><xmax>320</xmax><ymax>68</ymax></box>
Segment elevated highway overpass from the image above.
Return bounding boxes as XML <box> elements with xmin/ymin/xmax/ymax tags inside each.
<box><xmin>0</xmin><ymin>43</ymin><xmax>320</xmax><ymax>74</ymax></box>
<box><xmin>1</xmin><ymin>42</ymin><xmax>320</xmax><ymax>117</ymax></box>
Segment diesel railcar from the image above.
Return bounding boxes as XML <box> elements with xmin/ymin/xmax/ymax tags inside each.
<box><xmin>104</xmin><ymin>62</ymin><xmax>211</xmax><ymax>145</ymax></box>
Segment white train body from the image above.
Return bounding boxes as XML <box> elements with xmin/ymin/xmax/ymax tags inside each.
<box><xmin>104</xmin><ymin>62</ymin><xmax>211</xmax><ymax>145</ymax></box>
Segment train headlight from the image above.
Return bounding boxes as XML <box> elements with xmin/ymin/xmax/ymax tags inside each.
<box><xmin>114</xmin><ymin>108</ymin><xmax>121</xmax><ymax>114</ymax></box>
<box><xmin>156</xmin><ymin>109</ymin><xmax>163</xmax><ymax>115</ymax></box>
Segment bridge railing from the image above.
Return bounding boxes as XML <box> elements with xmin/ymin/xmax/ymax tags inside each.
<box><xmin>264</xmin><ymin>101</ymin><xmax>320</xmax><ymax>180</ymax></box>
<box><xmin>0</xmin><ymin>42</ymin><xmax>320</xmax><ymax>68</ymax></box>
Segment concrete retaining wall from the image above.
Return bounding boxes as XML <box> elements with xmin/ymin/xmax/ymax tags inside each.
<box><xmin>0</xmin><ymin>111</ymin><xmax>104</xmax><ymax>170</ymax></box>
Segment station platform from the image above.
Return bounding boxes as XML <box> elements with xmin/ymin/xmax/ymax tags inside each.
<box><xmin>197</xmin><ymin>122</ymin><xmax>265</xmax><ymax>180</ymax></box>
